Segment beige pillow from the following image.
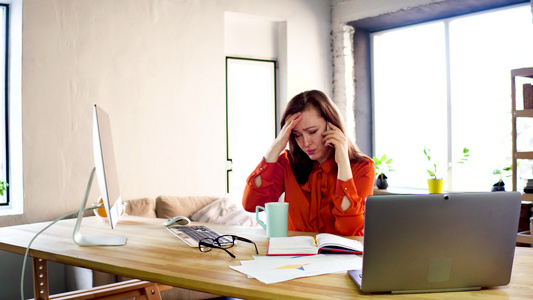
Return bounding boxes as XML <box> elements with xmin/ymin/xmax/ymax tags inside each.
<box><xmin>124</xmin><ymin>197</ymin><xmax>156</xmax><ymax>218</ymax></box>
<box><xmin>155</xmin><ymin>195</ymin><xmax>219</xmax><ymax>219</ymax></box>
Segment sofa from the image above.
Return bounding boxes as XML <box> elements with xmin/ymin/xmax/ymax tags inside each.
<box><xmin>68</xmin><ymin>195</ymin><xmax>257</xmax><ymax>299</ymax></box>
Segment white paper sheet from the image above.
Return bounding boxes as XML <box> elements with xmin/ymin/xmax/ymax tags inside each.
<box><xmin>229</xmin><ymin>254</ymin><xmax>362</xmax><ymax>284</ymax></box>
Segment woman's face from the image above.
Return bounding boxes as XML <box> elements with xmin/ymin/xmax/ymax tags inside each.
<box><xmin>291</xmin><ymin>107</ymin><xmax>333</xmax><ymax>164</ymax></box>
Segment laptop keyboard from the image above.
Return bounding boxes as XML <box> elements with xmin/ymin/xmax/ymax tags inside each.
<box><xmin>167</xmin><ymin>225</ymin><xmax>231</xmax><ymax>247</ymax></box>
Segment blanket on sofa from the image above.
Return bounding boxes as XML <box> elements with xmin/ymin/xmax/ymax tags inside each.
<box><xmin>124</xmin><ymin>195</ymin><xmax>257</xmax><ymax>227</ymax></box>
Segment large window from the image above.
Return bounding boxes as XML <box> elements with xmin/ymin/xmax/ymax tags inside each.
<box><xmin>0</xmin><ymin>4</ymin><xmax>8</xmax><ymax>205</ymax></box>
<box><xmin>0</xmin><ymin>0</ymin><xmax>22</xmax><ymax>214</ymax></box>
<box><xmin>372</xmin><ymin>4</ymin><xmax>533</xmax><ymax>192</ymax></box>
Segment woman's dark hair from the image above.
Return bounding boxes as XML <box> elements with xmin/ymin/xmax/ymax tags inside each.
<box><xmin>281</xmin><ymin>90</ymin><xmax>366</xmax><ymax>184</ymax></box>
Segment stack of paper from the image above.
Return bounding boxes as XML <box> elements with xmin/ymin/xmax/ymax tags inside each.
<box><xmin>229</xmin><ymin>254</ymin><xmax>362</xmax><ymax>284</ymax></box>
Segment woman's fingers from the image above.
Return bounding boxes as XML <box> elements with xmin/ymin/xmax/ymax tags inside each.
<box><xmin>323</xmin><ymin>123</ymin><xmax>346</xmax><ymax>148</ymax></box>
<box><xmin>266</xmin><ymin>112</ymin><xmax>302</xmax><ymax>162</ymax></box>
<box><xmin>323</xmin><ymin>122</ymin><xmax>338</xmax><ymax>145</ymax></box>
<box><xmin>282</xmin><ymin>113</ymin><xmax>302</xmax><ymax>137</ymax></box>
<box><xmin>287</xmin><ymin>112</ymin><xmax>302</xmax><ymax>129</ymax></box>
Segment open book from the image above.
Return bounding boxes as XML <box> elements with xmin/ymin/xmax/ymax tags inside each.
<box><xmin>267</xmin><ymin>233</ymin><xmax>363</xmax><ymax>256</ymax></box>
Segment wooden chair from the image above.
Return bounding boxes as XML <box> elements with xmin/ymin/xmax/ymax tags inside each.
<box><xmin>34</xmin><ymin>279</ymin><xmax>172</xmax><ymax>300</ymax></box>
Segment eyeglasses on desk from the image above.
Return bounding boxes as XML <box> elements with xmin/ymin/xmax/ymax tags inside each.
<box><xmin>198</xmin><ymin>235</ymin><xmax>259</xmax><ymax>258</ymax></box>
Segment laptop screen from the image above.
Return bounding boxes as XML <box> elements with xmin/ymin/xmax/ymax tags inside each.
<box><xmin>354</xmin><ymin>192</ymin><xmax>521</xmax><ymax>293</ymax></box>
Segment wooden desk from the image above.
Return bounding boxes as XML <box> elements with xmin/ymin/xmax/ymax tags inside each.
<box><xmin>1</xmin><ymin>216</ymin><xmax>533</xmax><ymax>300</ymax></box>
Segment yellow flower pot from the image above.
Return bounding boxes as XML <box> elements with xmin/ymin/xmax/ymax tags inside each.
<box><xmin>427</xmin><ymin>179</ymin><xmax>444</xmax><ymax>194</ymax></box>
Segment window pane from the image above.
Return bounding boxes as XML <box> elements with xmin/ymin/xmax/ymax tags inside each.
<box><xmin>373</xmin><ymin>22</ymin><xmax>447</xmax><ymax>190</ymax></box>
<box><xmin>449</xmin><ymin>5</ymin><xmax>533</xmax><ymax>191</ymax></box>
<box><xmin>0</xmin><ymin>0</ymin><xmax>22</xmax><ymax>214</ymax></box>
<box><xmin>373</xmin><ymin>4</ymin><xmax>533</xmax><ymax>192</ymax></box>
<box><xmin>227</xmin><ymin>58</ymin><xmax>276</xmax><ymax>205</ymax></box>
<box><xmin>0</xmin><ymin>5</ymin><xmax>6</xmax><ymax>205</ymax></box>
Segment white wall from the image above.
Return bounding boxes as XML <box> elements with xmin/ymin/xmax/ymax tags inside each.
<box><xmin>0</xmin><ymin>0</ymin><xmax>333</xmax><ymax>227</ymax></box>
<box><xmin>0</xmin><ymin>0</ymin><xmax>446</xmax><ymax>297</ymax></box>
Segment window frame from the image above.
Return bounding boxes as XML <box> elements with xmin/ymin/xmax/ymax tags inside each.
<box><xmin>0</xmin><ymin>3</ymin><xmax>9</xmax><ymax>206</ymax></box>
<box><xmin>0</xmin><ymin>0</ymin><xmax>22</xmax><ymax>215</ymax></box>
<box><xmin>225</xmin><ymin>56</ymin><xmax>278</xmax><ymax>197</ymax></box>
<box><xmin>371</xmin><ymin>4</ymin><xmax>532</xmax><ymax>192</ymax></box>
<box><xmin>347</xmin><ymin>0</ymin><xmax>530</xmax><ymax>191</ymax></box>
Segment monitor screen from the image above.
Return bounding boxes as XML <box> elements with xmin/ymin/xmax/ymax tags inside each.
<box><xmin>72</xmin><ymin>105</ymin><xmax>126</xmax><ymax>246</ymax></box>
<box><xmin>93</xmin><ymin>104</ymin><xmax>122</xmax><ymax>229</ymax></box>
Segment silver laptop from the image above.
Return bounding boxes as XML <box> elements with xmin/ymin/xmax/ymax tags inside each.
<box><xmin>349</xmin><ymin>192</ymin><xmax>522</xmax><ymax>294</ymax></box>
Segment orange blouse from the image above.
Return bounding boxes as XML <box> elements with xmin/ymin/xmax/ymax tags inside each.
<box><xmin>242</xmin><ymin>150</ymin><xmax>375</xmax><ymax>236</ymax></box>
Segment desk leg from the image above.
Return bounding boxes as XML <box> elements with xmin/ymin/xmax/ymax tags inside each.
<box><xmin>32</xmin><ymin>257</ymin><xmax>49</xmax><ymax>300</ymax></box>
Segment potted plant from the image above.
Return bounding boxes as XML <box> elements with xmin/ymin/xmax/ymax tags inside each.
<box><xmin>372</xmin><ymin>154</ymin><xmax>394</xmax><ymax>189</ymax></box>
<box><xmin>492</xmin><ymin>164</ymin><xmax>514</xmax><ymax>192</ymax></box>
<box><xmin>423</xmin><ymin>146</ymin><xmax>469</xmax><ymax>193</ymax></box>
<box><xmin>0</xmin><ymin>180</ymin><xmax>8</xmax><ymax>197</ymax></box>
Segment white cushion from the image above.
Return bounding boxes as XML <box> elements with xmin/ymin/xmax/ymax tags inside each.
<box><xmin>191</xmin><ymin>197</ymin><xmax>257</xmax><ymax>227</ymax></box>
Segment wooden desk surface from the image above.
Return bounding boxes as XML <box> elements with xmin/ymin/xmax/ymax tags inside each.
<box><xmin>1</xmin><ymin>215</ymin><xmax>532</xmax><ymax>299</ymax></box>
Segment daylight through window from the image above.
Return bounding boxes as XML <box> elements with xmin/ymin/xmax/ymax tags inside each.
<box><xmin>372</xmin><ymin>4</ymin><xmax>533</xmax><ymax>192</ymax></box>
<box><xmin>0</xmin><ymin>4</ymin><xmax>8</xmax><ymax>205</ymax></box>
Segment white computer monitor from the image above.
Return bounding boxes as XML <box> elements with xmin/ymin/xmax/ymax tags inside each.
<box><xmin>92</xmin><ymin>104</ymin><xmax>123</xmax><ymax>229</ymax></box>
<box><xmin>72</xmin><ymin>104</ymin><xmax>127</xmax><ymax>246</ymax></box>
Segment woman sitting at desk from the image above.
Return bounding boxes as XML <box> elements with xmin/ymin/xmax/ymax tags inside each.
<box><xmin>242</xmin><ymin>90</ymin><xmax>375</xmax><ymax>236</ymax></box>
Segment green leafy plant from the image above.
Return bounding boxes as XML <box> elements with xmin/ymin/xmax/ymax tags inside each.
<box><xmin>0</xmin><ymin>180</ymin><xmax>8</xmax><ymax>197</ymax></box>
<box><xmin>492</xmin><ymin>164</ymin><xmax>515</xmax><ymax>187</ymax></box>
<box><xmin>423</xmin><ymin>146</ymin><xmax>469</xmax><ymax>180</ymax></box>
<box><xmin>372</xmin><ymin>154</ymin><xmax>394</xmax><ymax>180</ymax></box>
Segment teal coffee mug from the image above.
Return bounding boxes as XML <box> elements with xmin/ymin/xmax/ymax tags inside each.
<box><xmin>255</xmin><ymin>202</ymin><xmax>289</xmax><ymax>238</ymax></box>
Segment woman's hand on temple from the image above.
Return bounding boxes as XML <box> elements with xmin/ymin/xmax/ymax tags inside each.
<box><xmin>264</xmin><ymin>112</ymin><xmax>302</xmax><ymax>163</ymax></box>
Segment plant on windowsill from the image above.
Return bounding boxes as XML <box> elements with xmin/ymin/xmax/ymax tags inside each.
<box><xmin>491</xmin><ymin>164</ymin><xmax>514</xmax><ymax>192</ymax></box>
<box><xmin>423</xmin><ymin>146</ymin><xmax>469</xmax><ymax>193</ymax></box>
<box><xmin>0</xmin><ymin>180</ymin><xmax>8</xmax><ymax>197</ymax></box>
<box><xmin>372</xmin><ymin>154</ymin><xmax>394</xmax><ymax>189</ymax></box>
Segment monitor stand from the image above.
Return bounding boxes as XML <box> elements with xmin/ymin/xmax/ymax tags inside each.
<box><xmin>72</xmin><ymin>167</ymin><xmax>127</xmax><ymax>246</ymax></box>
